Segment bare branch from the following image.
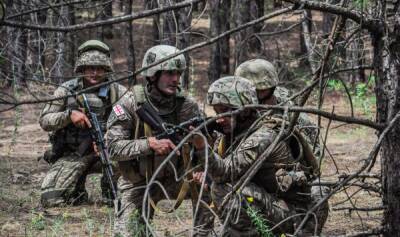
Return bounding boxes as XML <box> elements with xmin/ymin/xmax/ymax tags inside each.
<box><xmin>1</xmin><ymin>0</ymin><xmax>204</xmax><ymax>32</ymax></box>
<box><xmin>285</xmin><ymin>0</ymin><xmax>381</xmax><ymax>32</ymax></box>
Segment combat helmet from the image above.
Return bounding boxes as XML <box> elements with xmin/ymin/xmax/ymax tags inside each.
<box><xmin>141</xmin><ymin>45</ymin><xmax>186</xmax><ymax>77</ymax></box>
<box><xmin>234</xmin><ymin>59</ymin><xmax>279</xmax><ymax>90</ymax></box>
<box><xmin>207</xmin><ymin>76</ymin><xmax>258</xmax><ymax>108</ymax></box>
<box><xmin>74</xmin><ymin>40</ymin><xmax>113</xmax><ymax>73</ymax></box>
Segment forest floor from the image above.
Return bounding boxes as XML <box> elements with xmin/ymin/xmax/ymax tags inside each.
<box><xmin>0</xmin><ymin>6</ymin><xmax>382</xmax><ymax>237</ymax></box>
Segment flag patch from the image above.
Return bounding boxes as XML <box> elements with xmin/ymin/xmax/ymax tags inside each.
<box><xmin>113</xmin><ymin>105</ymin><xmax>125</xmax><ymax>117</ymax></box>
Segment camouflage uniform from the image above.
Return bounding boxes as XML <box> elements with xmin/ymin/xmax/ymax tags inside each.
<box><xmin>106</xmin><ymin>45</ymin><xmax>214</xmax><ymax>237</ymax></box>
<box><xmin>39</xmin><ymin>40</ymin><xmax>126</xmax><ymax>207</ymax></box>
<box><xmin>196</xmin><ymin>76</ymin><xmax>326</xmax><ymax>236</ymax></box>
<box><xmin>235</xmin><ymin>58</ymin><xmax>321</xmax><ymax>156</ymax></box>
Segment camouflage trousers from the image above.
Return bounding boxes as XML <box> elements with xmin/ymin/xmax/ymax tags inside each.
<box><xmin>40</xmin><ymin>152</ymin><xmax>119</xmax><ymax>207</ymax></box>
<box><xmin>114</xmin><ymin>176</ymin><xmax>215</xmax><ymax>237</ymax></box>
<box><xmin>211</xmin><ymin>182</ymin><xmax>328</xmax><ymax>237</ymax></box>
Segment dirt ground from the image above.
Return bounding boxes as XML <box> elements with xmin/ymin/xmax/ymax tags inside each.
<box><xmin>0</xmin><ymin>6</ymin><xmax>382</xmax><ymax>237</ymax></box>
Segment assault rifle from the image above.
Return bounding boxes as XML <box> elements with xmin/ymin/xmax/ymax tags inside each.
<box><xmin>135</xmin><ymin>102</ymin><xmax>218</xmax><ymax>144</ymax></box>
<box><xmin>78</xmin><ymin>94</ymin><xmax>118</xmax><ymax>203</ymax></box>
<box><xmin>136</xmin><ymin>102</ymin><xmax>213</xmax><ymax>188</ymax></box>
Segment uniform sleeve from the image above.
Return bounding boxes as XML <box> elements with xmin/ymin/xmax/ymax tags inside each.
<box><xmin>297</xmin><ymin>113</ymin><xmax>320</xmax><ymax>155</ymax></box>
<box><xmin>105</xmin><ymin>92</ymin><xmax>153</xmax><ymax>162</ymax></box>
<box><xmin>197</xmin><ymin>126</ymin><xmax>293</xmax><ymax>184</ymax></box>
<box><xmin>39</xmin><ymin>86</ymin><xmax>71</xmax><ymax>131</ymax></box>
<box><xmin>196</xmin><ymin>128</ymin><xmax>276</xmax><ymax>183</ymax></box>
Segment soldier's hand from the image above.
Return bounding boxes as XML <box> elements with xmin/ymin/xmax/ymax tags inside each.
<box><xmin>192</xmin><ymin>171</ymin><xmax>209</xmax><ymax>190</ymax></box>
<box><xmin>148</xmin><ymin>137</ymin><xmax>180</xmax><ymax>156</ymax></box>
<box><xmin>192</xmin><ymin>171</ymin><xmax>205</xmax><ymax>184</ymax></box>
<box><xmin>70</xmin><ymin>110</ymin><xmax>91</xmax><ymax>128</ymax></box>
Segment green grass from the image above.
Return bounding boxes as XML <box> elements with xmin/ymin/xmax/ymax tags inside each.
<box><xmin>245</xmin><ymin>204</ymin><xmax>274</xmax><ymax>237</ymax></box>
<box><xmin>29</xmin><ymin>211</ymin><xmax>46</xmax><ymax>231</ymax></box>
<box><xmin>83</xmin><ymin>208</ymin><xmax>96</xmax><ymax>237</ymax></box>
<box><xmin>127</xmin><ymin>209</ymin><xmax>147</xmax><ymax>237</ymax></box>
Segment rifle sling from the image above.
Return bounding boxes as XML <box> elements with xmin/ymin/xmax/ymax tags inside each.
<box><xmin>143</xmin><ymin>128</ymin><xmax>198</xmax><ymax>213</ymax></box>
<box><xmin>170</xmin><ymin>143</ymin><xmax>199</xmax><ymax>212</ymax></box>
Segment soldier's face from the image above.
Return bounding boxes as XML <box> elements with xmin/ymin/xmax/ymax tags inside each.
<box><xmin>257</xmin><ymin>88</ymin><xmax>275</xmax><ymax>105</ymax></box>
<box><xmin>156</xmin><ymin>70</ymin><xmax>181</xmax><ymax>96</ymax></box>
<box><xmin>213</xmin><ymin>105</ymin><xmax>237</xmax><ymax>135</ymax></box>
<box><xmin>83</xmin><ymin>66</ymin><xmax>106</xmax><ymax>86</ymax></box>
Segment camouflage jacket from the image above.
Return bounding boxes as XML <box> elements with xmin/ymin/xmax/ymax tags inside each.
<box><xmin>39</xmin><ymin>77</ymin><xmax>126</xmax><ymax>152</ymax></box>
<box><xmin>196</xmin><ymin>118</ymin><xmax>310</xmax><ymax>197</ymax></box>
<box><xmin>274</xmin><ymin>87</ymin><xmax>320</xmax><ymax>155</ymax></box>
<box><xmin>105</xmin><ymin>85</ymin><xmax>201</xmax><ymax>163</ymax></box>
<box><xmin>40</xmin><ymin>78</ymin><xmax>126</xmax><ymax>131</ymax></box>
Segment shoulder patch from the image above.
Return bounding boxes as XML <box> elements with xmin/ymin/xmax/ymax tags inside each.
<box><xmin>239</xmin><ymin>139</ymin><xmax>258</xmax><ymax>151</ymax></box>
<box><xmin>113</xmin><ymin>105</ymin><xmax>126</xmax><ymax>118</ymax></box>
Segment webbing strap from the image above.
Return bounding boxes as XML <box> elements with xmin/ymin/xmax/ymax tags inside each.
<box><xmin>170</xmin><ymin>143</ymin><xmax>199</xmax><ymax>212</ymax></box>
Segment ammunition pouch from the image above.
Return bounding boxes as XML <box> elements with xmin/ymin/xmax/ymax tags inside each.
<box><xmin>42</xmin><ymin>149</ymin><xmax>60</xmax><ymax>164</ymax></box>
<box><xmin>44</xmin><ymin>130</ymin><xmax>68</xmax><ymax>164</ymax></box>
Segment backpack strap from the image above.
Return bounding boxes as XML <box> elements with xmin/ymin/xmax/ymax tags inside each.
<box><xmin>133</xmin><ymin>84</ymin><xmax>147</xmax><ymax>105</ymax></box>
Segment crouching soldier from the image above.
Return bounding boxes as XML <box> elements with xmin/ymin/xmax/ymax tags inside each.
<box><xmin>39</xmin><ymin>40</ymin><xmax>126</xmax><ymax>207</ymax></box>
<box><xmin>193</xmin><ymin>76</ymin><xmax>328</xmax><ymax>236</ymax></box>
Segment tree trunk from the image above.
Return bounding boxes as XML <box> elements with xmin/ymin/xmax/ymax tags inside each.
<box><xmin>66</xmin><ymin>4</ymin><xmax>76</xmax><ymax>73</ymax></box>
<box><xmin>144</xmin><ymin>0</ymin><xmax>161</xmax><ymax>45</ymax></box>
<box><xmin>233</xmin><ymin>0</ymin><xmax>253</xmax><ymax>65</ymax></box>
<box><xmin>49</xmin><ymin>6</ymin><xmax>68</xmax><ymax>82</ymax></box>
<box><xmin>175</xmin><ymin>0</ymin><xmax>192</xmax><ymax>89</ymax></box>
<box><xmin>2</xmin><ymin>0</ymin><xmax>14</xmax><ymax>87</ymax></box>
<box><xmin>28</xmin><ymin>0</ymin><xmax>47</xmax><ymax>80</ymax></box>
<box><xmin>97</xmin><ymin>0</ymin><xmax>113</xmax><ymax>41</ymax></box>
<box><xmin>159</xmin><ymin>0</ymin><xmax>192</xmax><ymax>89</ymax></box>
<box><xmin>10</xmin><ymin>1</ymin><xmax>28</xmax><ymax>86</ymax></box>
<box><xmin>124</xmin><ymin>0</ymin><xmax>136</xmax><ymax>85</ymax></box>
<box><xmin>374</xmin><ymin>2</ymin><xmax>400</xmax><ymax>235</ymax></box>
<box><xmin>322</xmin><ymin>0</ymin><xmax>340</xmax><ymax>38</ymax></box>
<box><xmin>160</xmin><ymin>0</ymin><xmax>176</xmax><ymax>45</ymax></box>
<box><xmin>209</xmin><ymin>0</ymin><xmax>223</xmax><ymax>84</ymax></box>
<box><xmin>209</xmin><ymin>0</ymin><xmax>231</xmax><ymax>84</ymax></box>
<box><xmin>251</xmin><ymin>0</ymin><xmax>264</xmax><ymax>50</ymax></box>
<box><xmin>299</xmin><ymin>10</ymin><xmax>318</xmax><ymax>74</ymax></box>
<box><xmin>220</xmin><ymin>0</ymin><xmax>231</xmax><ymax>74</ymax></box>
<box><xmin>376</xmin><ymin>33</ymin><xmax>400</xmax><ymax>235</ymax></box>
<box><xmin>346</xmin><ymin>24</ymin><xmax>366</xmax><ymax>87</ymax></box>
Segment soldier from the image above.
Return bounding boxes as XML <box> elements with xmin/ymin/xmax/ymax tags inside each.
<box><xmin>106</xmin><ymin>45</ymin><xmax>213</xmax><ymax>236</ymax></box>
<box><xmin>193</xmin><ymin>76</ymin><xmax>327</xmax><ymax>236</ymax></box>
<box><xmin>235</xmin><ymin>58</ymin><xmax>320</xmax><ymax>155</ymax></box>
<box><xmin>235</xmin><ymin>59</ymin><xmax>329</xmax><ymax>233</ymax></box>
<box><xmin>39</xmin><ymin>40</ymin><xmax>126</xmax><ymax>207</ymax></box>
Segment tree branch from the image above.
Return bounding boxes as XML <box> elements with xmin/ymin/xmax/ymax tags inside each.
<box><xmin>1</xmin><ymin>0</ymin><xmax>204</xmax><ymax>32</ymax></box>
<box><xmin>285</xmin><ymin>0</ymin><xmax>381</xmax><ymax>32</ymax></box>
